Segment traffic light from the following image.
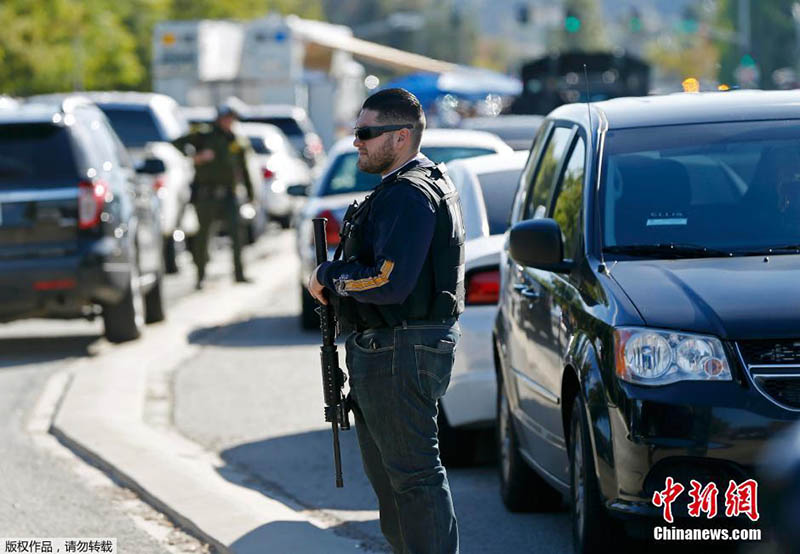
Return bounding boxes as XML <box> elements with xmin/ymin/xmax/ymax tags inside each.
<box><xmin>629</xmin><ymin>8</ymin><xmax>642</xmax><ymax>32</ymax></box>
<box><xmin>565</xmin><ymin>9</ymin><xmax>581</xmax><ymax>33</ymax></box>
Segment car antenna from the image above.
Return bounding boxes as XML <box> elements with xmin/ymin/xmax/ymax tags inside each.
<box><xmin>584</xmin><ymin>64</ymin><xmax>607</xmax><ymax>274</ymax></box>
<box><xmin>583</xmin><ymin>64</ymin><xmax>593</xmax><ymax>149</ymax></box>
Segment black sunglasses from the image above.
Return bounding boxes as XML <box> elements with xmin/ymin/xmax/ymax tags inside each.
<box><xmin>354</xmin><ymin>124</ymin><xmax>413</xmax><ymax>141</ymax></box>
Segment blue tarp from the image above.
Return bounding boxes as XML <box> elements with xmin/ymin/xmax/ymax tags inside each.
<box><xmin>381</xmin><ymin>68</ymin><xmax>522</xmax><ymax>110</ymax></box>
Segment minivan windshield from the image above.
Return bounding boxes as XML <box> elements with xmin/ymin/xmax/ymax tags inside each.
<box><xmin>600</xmin><ymin>120</ymin><xmax>800</xmax><ymax>257</ymax></box>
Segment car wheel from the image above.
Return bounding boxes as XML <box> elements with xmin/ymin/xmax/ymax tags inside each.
<box><xmin>103</xmin><ymin>264</ymin><xmax>145</xmax><ymax>343</ymax></box>
<box><xmin>278</xmin><ymin>214</ymin><xmax>292</xmax><ymax>229</ymax></box>
<box><xmin>569</xmin><ymin>394</ymin><xmax>615</xmax><ymax>554</ymax></box>
<box><xmin>300</xmin><ymin>285</ymin><xmax>319</xmax><ymax>330</ymax></box>
<box><xmin>163</xmin><ymin>235</ymin><xmax>179</xmax><ymax>274</ymax></box>
<box><xmin>497</xmin><ymin>376</ymin><xmax>562</xmax><ymax>512</ymax></box>
<box><xmin>144</xmin><ymin>272</ymin><xmax>166</xmax><ymax>324</ymax></box>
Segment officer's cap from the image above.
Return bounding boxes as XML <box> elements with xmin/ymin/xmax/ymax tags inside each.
<box><xmin>216</xmin><ymin>96</ymin><xmax>246</xmax><ymax>119</ymax></box>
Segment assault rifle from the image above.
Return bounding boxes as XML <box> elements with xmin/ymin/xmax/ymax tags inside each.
<box><xmin>312</xmin><ymin>217</ymin><xmax>350</xmax><ymax>488</ymax></box>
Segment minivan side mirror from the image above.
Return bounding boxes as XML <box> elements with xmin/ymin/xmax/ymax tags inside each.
<box><xmin>136</xmin><ymin>157</ymin><xmax>166</xmax><ymax>175</ymax></box>
<box><xmin>509</xmin><ymin>218</ymin><xmax>574</xmax><ymax>273</ymax></box>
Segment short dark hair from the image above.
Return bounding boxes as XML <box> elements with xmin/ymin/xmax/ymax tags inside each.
<box><xmin>361</xmin><ymin>88</ymin><xmax>426</xmax><ymax>148</ymax></box>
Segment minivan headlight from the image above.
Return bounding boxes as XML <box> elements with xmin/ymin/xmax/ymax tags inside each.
<box><xmin>614</xmin><ymin>328</ymin><xmax>732</xmax><ymax>385</ymax></box>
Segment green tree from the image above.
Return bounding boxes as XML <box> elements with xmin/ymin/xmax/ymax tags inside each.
<box><xmin>168</xmin><ymin>0</ymin><xmax>322</xmax><ymax>21</ymax></box>
<box><xmin>0</xmin><ymin>0</ymin><xmax>326</xmax><ymax>95</ymax></box>
<box><xmin>715</xmin><ymin>0</ymin><xmax>796</xmax><ymax>88</ymax></box>
<box><xmin>0</xmin><ymin>0</ymin><xmax>143</xmax><ymax>95</ymax></box>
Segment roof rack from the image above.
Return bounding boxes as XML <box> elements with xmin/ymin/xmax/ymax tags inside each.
<box><xmin>60</xmin><ymin>95</ymin><xmax>93</xmax><ymax>114</ymax></box>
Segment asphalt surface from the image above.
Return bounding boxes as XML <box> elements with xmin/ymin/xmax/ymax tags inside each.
<box><xmin>172</xmin><ymin>232</ymin><xmax>574</xmax><ymax>553</ymax></box>
<box><xmin>0</xmin><ymin>325</ymin><xmax>177</xmax><ymax>552</ymax></box>
<box><xmin>0</xmin><ymin>229</ymin><xmax>777</xmax><ymax>553</ymax></box>
<box><xmin>0</xmin><ymin>233</ymin><xmax>250</xmax><ymax>551</ymax></box>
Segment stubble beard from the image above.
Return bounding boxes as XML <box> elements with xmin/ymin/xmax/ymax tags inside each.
<box><xmin>357</xmin><ymin>136</ymin><xmax>395</xmax><ymax>174</ymax></box>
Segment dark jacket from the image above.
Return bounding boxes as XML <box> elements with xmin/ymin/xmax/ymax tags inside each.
<box><xmin>172</xmin><ymin>123</ymin><xmax>254</xmax><ymax>200</ymax></box>
<box><xmin>318</xmin><ymin>157</ymin><xmax>437</xmax><ymax>307</ymax></box>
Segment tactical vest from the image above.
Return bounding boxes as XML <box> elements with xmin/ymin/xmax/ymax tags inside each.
<box><xmin>332</xmin><ymin>163</ymin><xmax>465</xmax><ymax>333</ymax></box>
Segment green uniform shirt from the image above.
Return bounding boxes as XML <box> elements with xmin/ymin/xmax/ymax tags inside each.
<box><xmin>172</xmin><ymin>123</ymin><xmax>254</xmax><ymax>199</ymax></box>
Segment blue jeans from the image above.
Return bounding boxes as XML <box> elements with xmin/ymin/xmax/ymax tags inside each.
<box><xmin>345</xmin><ymin>320</ymin><xmax>460</xmax><ymax>554</ymax></box>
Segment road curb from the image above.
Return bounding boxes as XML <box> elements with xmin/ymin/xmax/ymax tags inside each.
<box><xmin>46</xmin><ymin>233</ymin><xmax>361</xmax><ymax>554</ymax></box>
<box><xmin>49</xmin><ymin>421</ymin><xmax>229</xmax><ymax>554</ymax></box>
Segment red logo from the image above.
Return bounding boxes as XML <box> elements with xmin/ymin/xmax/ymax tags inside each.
<box><xmin>687</xmin><ymin>480</ymin><xmax>719</xmax><ymax>519</ymax></box>
<box><xmin>653</xmin><ymin>477</ymin><xmax>759</xmax><ymax>522</ymax></box>
<box><xmin>724</xmin><ymin>479</ymin><xmax>760</xmax><ymax>522</ymax></box>
<box><xmin>652</xmin><ymin>476</ymin><xmax>685</xmax><ymax>523</ymax></box>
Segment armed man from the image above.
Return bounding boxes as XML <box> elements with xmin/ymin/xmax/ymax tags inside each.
<box><xmin>307</xmin><ymin>88</ymin><xmax>465</xmax><ymax>554</ymax></box>
<box><xmin>172</xmin><ymin>99</ymin><xmax>254</xmax><ymax>289</ymax></box>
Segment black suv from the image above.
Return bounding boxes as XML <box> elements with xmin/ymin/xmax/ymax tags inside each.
<box><xmin>0</xmin><ymin>96</ymin><xmax>165</xmax><ymax>342</ymax></box>
<box><xmin>494</xmin><ymin>90</ymin><xmax>800</xmax><ymax>551</ymax></box>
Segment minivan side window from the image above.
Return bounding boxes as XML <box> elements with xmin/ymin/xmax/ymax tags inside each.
<box><xmin>523</xmin><ymin>126</ymin><xmax>573</xmax><ymax>220</ymax></box>
<box><xmin>510</xmin><ymin>121</ymin><xmax>550</xmax><ymax>224</ymax></box>
<box><xmin>552</xmin><ymin>137</ymin><xmax>586</xmax><ymax>259</ymax></box>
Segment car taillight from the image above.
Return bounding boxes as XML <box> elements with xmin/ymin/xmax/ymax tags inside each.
<box><xmin>316</xmin><ymin>210</ymin><xmax>341</xmax><ymax>247</ymax></box>
<box><xmin>465</xmin><ymin>268</ymin><xmax>500</xmax><ymax>305</ymax></box>
<box><xmin>78</xmin><ymin>179</ymin><xmax>107</xmax><ymax>229</ymax></box>
<box><xmin>262</xmin><ymin>166</ymin><xmax>275</xmax><ymax>180</ymax></box>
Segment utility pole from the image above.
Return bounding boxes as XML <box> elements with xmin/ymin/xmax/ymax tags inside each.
<box><xmin>72</xmin><ymin>34</ymin><xmax>84</xmax><ymax>92</ymax></box>
<box><xmin>738</xmin><ymin>0</ymin><xmax>750</xmax><ymax>56</ymax></box>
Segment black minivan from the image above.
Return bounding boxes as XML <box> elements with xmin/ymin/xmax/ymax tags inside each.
<box><xmin>494</xmin><ymin>90</ymin><xmax>800</xmax><ymax>551</ymax></box>
<box><xmin>0</xmin><ymin>96</ymin><xmax>165</xmax><ymax>342</ymax></box>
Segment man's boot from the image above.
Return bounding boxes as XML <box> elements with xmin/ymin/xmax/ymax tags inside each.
<box><xmin>196</xmin><ymin>266</ymin><xmax>205</xmax><ymax>290</ymax></box>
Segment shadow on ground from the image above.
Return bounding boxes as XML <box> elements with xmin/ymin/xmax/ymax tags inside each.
<box><xmin>188</xmin><ymin>314</ymin><xmax>320</xmax><ymax>347</ymax></box>
<box><xmin>0</xmin><ymin>334</ymin><xmax>100</xmax><ymax>369</ymax></box>
<box><xmin>230</xmin><ymin>520</ymin><xmax>385</xmax><ymax>554</ymax></box>
<box><xmin>217</xmin><ymin>428</ymin><xmax>576</xmax><ymax>553</ymax></box>
<box><xmin>219</xmin><ymin>427</ymin><xmax>390</xmax><ymax>552</ymax></box>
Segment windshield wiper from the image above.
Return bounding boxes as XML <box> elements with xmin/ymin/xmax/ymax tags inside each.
<box><xmin>603</xmin><ymin>243</ymin><xmax>733</xmax><ymax>259</ymax></box>
<box><xmin>733</xmin><ymin>244</ymin><xmax>800</xmax><ymax>255</ymax></box>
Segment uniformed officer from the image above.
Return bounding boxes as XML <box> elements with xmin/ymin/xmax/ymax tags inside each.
<box><xmin>307</xmin><ymin>88</ymin><xmax>465</xmax><ymax>554</ymax></box>
<box><xmin>172</xmin><ymin>99</ymin><xmax>254</xmax><ymax>289</ymax></box>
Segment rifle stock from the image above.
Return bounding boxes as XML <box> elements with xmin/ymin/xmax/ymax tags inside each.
<box><xmin>312</xmin><ymin>218</ymin><xmax>350</xmax><ymax>488</ymax></box>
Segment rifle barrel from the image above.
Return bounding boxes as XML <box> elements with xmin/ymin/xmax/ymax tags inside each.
<box><xmin>313</xmin><ymin>217</ymin><xmax>346</xmax><ymax>488</ymax></box>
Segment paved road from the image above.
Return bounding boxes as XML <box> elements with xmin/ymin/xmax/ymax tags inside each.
<box><xmin>172</xmin><ymin>232</ymin><xmax>574</xmax><ymax>553</ymax></box>
<box><xmin>0</xmin><ymin>229</ymin><xmax>771</xmax><ymax>553</ymax></box>
<box><xmin>0</xmin><ymin>234</ymin><xmax>265</xmax><ymax>551</ymax></box>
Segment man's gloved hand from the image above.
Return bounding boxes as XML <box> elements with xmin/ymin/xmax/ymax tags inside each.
<box><xmin>307</xmin><ymin>265</ymin><xmax>327</xmax><ymax>305</ymax></box>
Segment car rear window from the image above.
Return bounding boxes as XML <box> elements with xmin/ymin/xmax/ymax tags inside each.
<box><xmin>319</xmin><ymin>147</ymin><xmax>497</xmax><ymax>196</ymax></box>
<box><xmin>476</xmin><ymin>169</ymin><xmax>523</xmax><ymax>235</ymax></box>
<box><xmin>245</xmin><ymin>117</ymin><xmax>304</xmax><ymax>138</ymax></box>
<box><xmin>423</xmin><ymin>147</ymin><xmax>496</xmax><ymax>164</ymax></box>
<box><xmin>100</xmin><ymin>107</ymin><xmax>165</xmax><ymax>147</ymax></box>
<box><xmin>247</xmin><ymin>132</ymin><xmax>291</xmax><ymax>156</ymax></box>
<box><xmin>0</xmin><ymin>124</ymin><xmax>79</xmax><ymax>188</ymax></box>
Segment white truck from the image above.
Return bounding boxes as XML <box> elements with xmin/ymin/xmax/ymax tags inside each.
<box><xmin>152</xmin><ymin>15</ymin><xmax>366</xmax><ymax>149</ymax></box>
